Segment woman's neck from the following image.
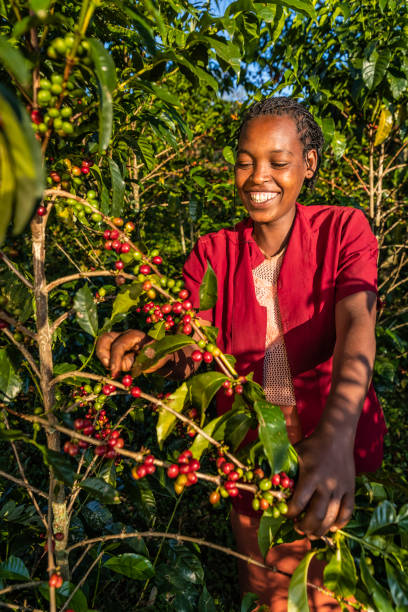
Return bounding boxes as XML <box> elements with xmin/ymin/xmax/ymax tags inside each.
<box><xmin>252</xmin><ymin>208</ymin><xmax>296</xmax><ymax>257</ymax></box>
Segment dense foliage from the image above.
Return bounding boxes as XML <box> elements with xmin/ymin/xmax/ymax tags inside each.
<box><xmin>0</xmin><ymin>1</ymin><xmax>407</xmax><ymax>611</ymax></box>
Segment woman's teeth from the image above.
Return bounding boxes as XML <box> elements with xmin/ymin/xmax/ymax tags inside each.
<box><xmin>249</xmin><ymin>192</ymin><xmax>278</xmax><ymax>203</ymax></box>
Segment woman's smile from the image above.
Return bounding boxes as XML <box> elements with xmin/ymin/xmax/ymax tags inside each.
<box><xmin>248</xmin><ymin>191</ymin><xmax>280</xmax><ymax>206</ymax></box>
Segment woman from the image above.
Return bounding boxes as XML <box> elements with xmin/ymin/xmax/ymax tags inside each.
<box><xmin>97</xmin><ymin>97</ymin><xmax>386</xmax><ymax>610</ymax></box>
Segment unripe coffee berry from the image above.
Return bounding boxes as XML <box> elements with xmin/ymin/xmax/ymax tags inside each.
<box><xmin>260</xmin><ymin>498</ymin><xmax>270</xmax><ymax>510</ymax></box>
<box><xmin>252</xmin><ymin>498</ymin><xmax>260</xmax><ymax>511</ymax></box>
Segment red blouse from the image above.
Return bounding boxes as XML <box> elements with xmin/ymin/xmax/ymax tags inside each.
<box><xmin>183</xmin><ymin>203</ymin><xmax>386</xmax><ymax>473</ymax></box>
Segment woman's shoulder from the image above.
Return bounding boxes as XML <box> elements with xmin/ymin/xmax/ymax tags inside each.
<box><xmin>297</xmin><ymin>203</ymin><xmax>373</xmax><ymax>238</ymax></box>
<box><xmin>194</xmin><ymin>218</ymin><xmax>251</xmax><ymax>249</ymax></box>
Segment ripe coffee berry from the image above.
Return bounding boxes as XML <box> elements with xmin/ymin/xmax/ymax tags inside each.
<box><xmin>172</xmin><ymin>302</ymin><xmax>183</xmax><ymax>314</ymax></box>
<box><xmin>281</xmin><ymin>476</ymin><xmax>290</xmax><ymax>488</ymax></box>
<box><xmin>228</xmin><ymin>487</ymin><xmax>239</xmax><ymax>497</ymax></box>
<box><xmin>191</xmin><ymin>350</ymin><xmax>203</xmax><ymax>362</ymax></box>
<box><xmin>139</xmin><ymin>264</ymin><xmax>151</xmax><ymax>275</ymax></box>
<box><xmin>152</xmin><ymin>255</ymin><xmax>162</xmax><ymax>264</ymax></box>
<box><xmin>130</xmin><ymin>386</ymin><xmax>141</xmax><ymax>398</ymax></box>
<box><xmin>49</xmin><ymin>573</ymin><xmax>63</xmax><ymax>588</ymax></box>
<box><xmin>222</xmin><ymin>380</ymin><xmax>231</xmax><ymax>389</ymax></box>
<box><xmin>145</xmin><ymin>464</ymin><xmax>156</xmax><ymax>475</ymax></box>
<box><xmin>110</xmin><ymin>229</ymin><xmax>119</xmax><ymax>240</ymax></box>
<box><xmin>272</xmin><ymin>474</ymin><xmax>281</xmax><ymax>486</ymax></box>
<box><xmin>115</xmin><ymin>260</ymin><xmax>124</xmax><ymax>270</ymax></box>
<box><xmin>187</xmin><ymin>472</ymin><xmax>198</xmax><ymax>485</ymax></box>
<box><xmin>216</xmin><ymin>457</ymin><xmax>226</xmax><ymax>469</ymax></box>
<box><xmin>260</xmin><ymin>498</ymin><xmax>270</xmax><ymax>510</ymax></box>
<box><xmin>115</xmin><ymin>437</ymin><xmax>125</xmax><ymax>449</ymax></box>
<box><xmin>167</xmin><ymin>464</ymin><xmax>179</xmax><ymax>478</ymax></box>
<box><xmin>222</xmin><ymin>462</ymin><xmax>234</xmax><ymax>475</ymax></box>
<box><xmin>102</xmin><ymin>385</ymin><xmax>112</xmax><ymax>395</ymax></box>
<box><xmin>74</xmin><ymin>418</ymin><xmax>85</xmax><ymax>430</ymax></box>
<box><xmin>54</xmin><ymin>532</ymin><xmax>64</xmax><ymax>541</ymax></box>
<box><xmin>183</xmin><ymin>324</ymin><xmax>192</xmax><ymax>335</ymax></box>
<box><xmin>224</xmin><ymin>387</ymin><xmax>234</xmax><ymax>397</ymax></box>
<box><xmin>161</xmin><ymin>303</ymin><xmax>172</xmax><ymax>314</ymax></box>
<box><xmin>137</xmin><ymin>465</ymin><xmax>147</xmax><ymax>478</ymax></box>
<box><xmin>203</xmin><ymin>352</ymin><xmax>213</xmax><ymax>363</ymax></box>
<box><xmin>122</xmin><ymin>374</ymin><xmax>133</xmax><ymax>387</ymax></box>
<box><xmin>228</xmin><ymin>471</ymin><xmax>239</xmax><ymax>482</ymax></box>
<box><xmin>178</xmin><ymin>289</ymin><xmax>189</xmax><ymax>299</ymax></box>
<box><xmin>144</xmin><ymin>454</ymin><xmax>155</xmax><ymax>465</ymax></box>
<box><xmin>209</xmin><ymin>490</ymin><xmax>220</xmax><ymax>505</ymax></box>
<box><xmin>235</xmin><ymin>384</ymin><xmax>244</xmax><ymax>395</ymax></box>
<box><xmin>182</xmin><ymin>300</ymin><xmax>192</xmax><ymax>311</ymax></box>
<box><xmin>37</xmin><ymin>206</ymin><xmax>47</xmax><ymax>216</ymax></box>
<box><xmin>121</xmin><ymin>243</ymin><xmax>130</xmax><ymax>253</ymax></box>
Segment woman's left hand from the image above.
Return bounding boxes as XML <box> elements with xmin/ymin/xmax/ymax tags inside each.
<box><xmin>286</xmin><ymin>430</ymin><xmax>355</xmax><ymax>537</ymax></box>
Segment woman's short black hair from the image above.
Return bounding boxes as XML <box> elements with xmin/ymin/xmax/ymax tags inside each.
<box><xmin>237</xmin><ymin>97</ymin><xmax>324</xmax><ymax>190</ymax></box>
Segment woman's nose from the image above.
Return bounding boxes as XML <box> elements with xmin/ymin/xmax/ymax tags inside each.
<box><xmin>251</xmin><ymin>162</ymin><xmax>272</xmax><ymax>184</ymax></box>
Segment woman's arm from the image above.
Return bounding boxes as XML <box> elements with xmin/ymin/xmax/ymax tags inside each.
<box><xmin>286</xmin><ymin>290</ymin><xmax>377</xmax><ymax>537</ymax></box>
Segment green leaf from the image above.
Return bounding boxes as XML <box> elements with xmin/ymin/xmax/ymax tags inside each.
<box><xmin>29</xmin><ymin>0</ymin><xmax>51</xmax><ymax>15</ymax></box>
<box><xmin>39</xmin><ymin>581</ymin><xmax>88</xmax><ymax>612</ymax></box>
<box><xmin>366</xmin><ymin>500</ymin><xmax>397</xmax><ymax>535</ymax></box>
<box><xmin>362</xmin><ymin>49</ymin><xmax>391</xmax><ymax>90</ymax></box>
<box><xmin>0</xmin><ymin>85</ymin><xmax>44</xmax><ymax>239</ymax></box>
<box><xmin>222</xmin><ymin>145</ymin><xmax>235</xmax><ymax>165</ymax></box>
<box><xmin>0</xmin><ymin>428</ymin><xmax>27</xmax><ymax>441</ymax></box>
<box><xmin>397</xmin><ymin>504</ymin><xmax>408</xmax><ymax>533</ymax></box>
<box><xmin>189</xmin><ymin>411</ymin><xmax>232</xmax><ymax>460</ymax></box>
<box><xmin>189</xmin><ymin>372</ymin><xmax>228</xmax><ymax>419</ymax></box>
<box><xmin>73</xmin><ymin>284</ymin><xmax>98</xmax><ymax>337</ymax></box>
<box><xmin>82</xmin><ymin>500</ymin><xmax>112</xmax><ymax>529</ymax></box>
<box><xmin>258</xmin><ymin>508</ymin><xmax>285</xmax><ymax>558</ymax></box>
<box><xmin>323</xmin><ymin>536</ymin><xmax>357</xmax><ymax>598</ymax></box>
<box><xmin>288</xmin><ymin>551</ymin><xmax>317</xmax><ymax>612</ymax></box>
<box><xmin>360</xmin><ymin>552</ymin><xmax>394</xmax><ymax>612</ymax></box>
<box><xmin>111</xmin><ymin>283</ymin><xmax>142</xmax><ymax>319</ymax></box>
<box><xmin>42</xmin><ymin>448</ymin><xmax>77</xmax><ymax>486</ymax></box>
<box><xmin>199</xmin><ymin>260</ymin><xmax>217</xmax><ymax>310</ymax></box>
<box><xmin>136</xmin><ymin>135</ymin><xmax>155</xmax><ymax>170</ymax></box>
<box><xmin>156</xmin><ymin>383</ymin><xmax>188</xmax><ymax>448</ymax></box>
<box><xmin>99</xmin><ymin>459</ymin><xmax>116</xmax><ymax>488</ymax></box>
<box><xmin>254</xmin><ymin>400</ymin><xmax>291</xmax><ymax>474</ymax></box>
<box><xmin>320</xmin><ymin>117</ymin><xmax>335</xmax><ymax>143</ymax></box>
<box><xmin>203</xmin><ymin>325</ymin><xmax>218</xmax><ymax>344</ymax></box>
<box><xmin>0</xmin><ymin>348</ymin><xmax>22</xmax><ymax>400</ymax></box>
<box><xmin>198</xmin><ymin>585</ymin><xmax>216</xmax><ymax>611</ymax></box>
<box><xmin>104</xmin><ymin>553</ymin><xmax>154</xmax><ymax>580</ymax></box>
<box><xmin>80</xmin><ymin>477</ymin><xmax>120</xmax><ymax>504</ymax></box>
<box><xmin>108</xmin><ymin>158</ymin><xmax>125</xmax><ymax>216</ymax></box>
<box><xmin>385</xmin><ymin>560</ymin><xmax>408</xmax><ymax>607</ymax></box>
<box><xmin>240</xmin><ymin>593</ymin><xmax>259</xmax><ymax>612</ymax></box>
<box><xmin>148</xmin><ymin>321</ymin><xmax>166</xmax><ymax>340</ymax></box>
<box><xmin>274</xmin><ymin>0</ymin><xmax>315</xmax><ymax>19</ymax></box>
<box><xmin>374</xmin><ymin>108</ymin><xmax>393</xmax><ymax>146</ymax></box>
<box><xmin>0</xmin><ymin>132</ymin><xmax>14</xmax><ymax>244</ymax></box>
<box><xmin>89</xmin><ymin>39</ymin><xmax>117</xmax><ymax>152</ymax></box>
<box><xmin>133</xmin><ymin>334</ymin><xmax>195</xmax><ymax>374</ymax></box>
<box><xmin>225</xmin><ymin>407</ymin><xmax>253</xmax><ymax>451</ymax></box>
<box><xmin>0</xmin><ymin>556</ymin><xmax>30</xmax><ymax>581</ymax></box>
<box><xmin>0</xmin><ymin>36</ymin><xmax>30</xmax><ymax>88</ymax></box>
<box><xmin>331</xmin><ymin>132</ymin><xmax>347</xmax><ymax>159</ymax></box>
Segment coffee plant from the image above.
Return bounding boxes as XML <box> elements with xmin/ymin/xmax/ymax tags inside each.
<box><xmin>1</xmin><ymin>0</ymin><xmax>408</xmax><ymax>611</ymax></box>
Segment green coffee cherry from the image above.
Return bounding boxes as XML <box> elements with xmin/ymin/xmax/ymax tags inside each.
<box><xmin>259</xmin><ymin>478</ymin><xmax>272</xmax><ymax>491</ymax></box>
<box><xmin>252</xmin><ymin>498</ymin><xmax>260</xmax><ymax>511</ymax></box>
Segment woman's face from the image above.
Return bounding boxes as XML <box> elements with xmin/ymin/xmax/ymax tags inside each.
<box><xmin>235</xmin><ymin>114</ymin><xmax>317</xmax><ymax>226</ymax></box>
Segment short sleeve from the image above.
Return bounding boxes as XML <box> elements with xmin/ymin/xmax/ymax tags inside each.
<box><xmin>182</xmin><ymin>239</ymin><xmax>214</xmax><ymax>322</ymax></box>
<box><xmin>335</xmin><ymin>209</ymin><xmax>378</xmax><ymax>303</ymax></box>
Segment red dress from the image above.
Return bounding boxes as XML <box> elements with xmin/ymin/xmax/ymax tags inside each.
<box><xmin>183</xmin><ymin>203</ymin><xmax>386</xmax><ymax>473</ymax></box>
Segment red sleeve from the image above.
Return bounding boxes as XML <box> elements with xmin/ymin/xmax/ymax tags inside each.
<box><xmin>182</xmin><ymin>238</ymin><xmax>213</xmax><ymax>322</ymax></box>
<box><xmin>335</xmin><ymin>209</ymin><xmax>378</xmax><ymax>303</ymax></box>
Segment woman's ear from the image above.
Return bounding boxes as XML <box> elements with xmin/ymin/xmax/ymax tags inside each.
<box><xmin>305</xmin><ymin>149</ymin><xmax>318</xmax><ymax>178</ymax></box>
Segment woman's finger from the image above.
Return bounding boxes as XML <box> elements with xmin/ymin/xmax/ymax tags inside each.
<box><xmin>109</xmin><ymin>330</ymin><xmax>146</xmax><ymax>377</ymax></box>
<box><xmin>331</xmin><ymin>492</ymin><xmax>354</xmax><ymax>531</ymax></box>
<box><xmin>95</xmin><ymin>332</ymin><xmax>121</xmax><ymax>368</ymax></box>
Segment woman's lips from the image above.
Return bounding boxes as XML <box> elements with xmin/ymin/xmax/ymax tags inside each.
<box><xmin>247</xmin><ymin>191</ymin><xmax>280</xmax><ymax>208</ymax></box>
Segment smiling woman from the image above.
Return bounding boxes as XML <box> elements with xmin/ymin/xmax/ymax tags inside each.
<box><xmin>97</xmin><ymin>96</ymin><xmax>386</xmax><ymax>610</ymax></box>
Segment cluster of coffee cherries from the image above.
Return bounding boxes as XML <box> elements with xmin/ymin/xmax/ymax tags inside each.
<box><xmin>48</xmin><ymin>572</ymin><xmax>63</xmax><ymax>588</ymax></box>
<box><xmin>251</xmin><ymin>471</ymin><xmax>294</xmax><ymax>515</ymax></box>
<box><xmin>136</xmin><ymin>289</ymin><xmax>194</xmax><ymax>332</ymax></box>
<box><xmin>166</xmin><ymin>450</ymin><xmax>201</xmax><ymax>494</ymax></box>
<box><xmin>176</xmin><ymin>407</ymin><xmax>198</xmax><ymax>438</ymax></box>
<box><xmin>209</xmin><ymin>456</ymin><xmax>244</xmax><ymax>503</ymax></box>
<box><xmin>32</xmin><ymin>73</ymin><xmax>76</xmax><ymax>138</ymax></box>
<box><xmin>130</xmin><ymin>454</ymin><xmax>156</xmax><ymax>480</ymax></box>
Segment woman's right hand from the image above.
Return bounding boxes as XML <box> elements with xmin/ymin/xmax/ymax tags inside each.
<box><xmin>96</xmin><ymin>329</ymin><xmax>168</xmax><ymax>378</ymax></box>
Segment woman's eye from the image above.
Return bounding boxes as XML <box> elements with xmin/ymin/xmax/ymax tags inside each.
<box><xmin>236</xmin><ymin>161</ymin><xmax>252</xmax><ymax>168</ymax></box>
<box><xmin>271</xmin><ymin>162</ymin><xmax>287</xmax><ymax>168</ymax></box>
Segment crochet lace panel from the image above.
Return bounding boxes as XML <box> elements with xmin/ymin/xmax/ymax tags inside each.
<box><xmin>252</xmin><ymin>254</ymin><xmax>296</xmax><ymax>406</ymax></box>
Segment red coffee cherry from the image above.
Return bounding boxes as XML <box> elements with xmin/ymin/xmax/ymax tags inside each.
<box><xmin>95</xmin><ymin>445</ymin><xmax>107</xmax><ymax>456</ymax></box>
<box><xmin>122</xmin><ymin>374</ymin><xmax>133</xmax><ymax>387</ymax></box>
<box><xmin>216</xmin><ymin>457</ymin><xmax>226</xmax><ymax>469</ymax></box>
<box><xmin>152</xmin><ymin>255</ymin><xmax>162</xmax><ymax>264</ymax></box>
<box><xmin>54</xmin><ymin>532</ymin><xmax>64</xmax><ymax>541</ymax></box>
<box><xmin>191</xmin><ymin>350</ymin><xmax>203</xmax><ymax>362</ymax></box>
<box><xmin>110</xmin><ymin>229</ymin><xmax>119</xmax><ymax>240</ymax></box>
<box><xmin>224</xmin><ymin>387</ymin><xmax>234</xmax><ymax>397</ymax></box>
<box><xmin>115</xmin><ymin>260</ymin><xmax>124</xmax><ymax>270</ymax></box>
<box><xmin>144</xmin><ymin>454</ymin><xmax>155</xmax><ymax>465</ymax></box>
<box><xmin>203</xmin><ymin>352</ymin><xmax>213</xmax><ymax>363</ymax></box>
<box><xmin>102</xmin><ymin>384</ymin><xmax>112</xmax><ymax>395</ymax></box>
<box><xmin>260</xmin><ymin>498</ymin><xmax>270</xmax><ymax>510</ymax></box>
<box><xmin>37</xmin><ymin>206</ymin><xmax>47</xmax><ymax>216</ymax></box>
<box><xmin>121</xmin><ymin>243</ymin><xmax>130</xmax><ymax>253</ymax></box>
<box><xmin>228</xmin><ymin>471</ymin><xmax>239</xmax><ymax>482</ymax></box>
<box><xmin>272</xmin><ymin>474</ymin><xmax>281</xmax><ymax>486</ymax></box>
<box><xmin>137</xmin><ymin>465</ymin><xmax>147</xmax><ymax>478</ymax></box>
<box><xmin>183</xmin><ymin>324</ymin><xmax>192</xmax><ymax>335</ymax></box>
<box><xmin>182</xmin><ymin>300</ymin><xmax>192</xmax><ymax>311</ymax></box>
<box><xmin>130</xmin><ymin>386</ymin><xmax>141</xmax><ymax>398</ymax></box>
<box><xmin>178</xmin><ymin>289</ymin><xmax>189</xmax><ymax>299</ymax></box>
<box><xmin>82</xmin><ymin>425</ymin><xmax>94</xmax><ymax>436</ymax></box>
<box><xmin>187</xmin><ymin>472</ymin><xmax>198</xmax><ymax>485</ymax></box>
<box><xmin>139</xmin><ymin>264</ymin><xmax>151</xmax><ymax>275</ymax></box>
<box><xmin>167</xmin><ymin>464</ymin><xmax>179</xmax><ymax>479</ymax></box>
<box><xmin>172</xmin><ymin>302</ymin><xmax>183</xmax><ymax>314</ymax></box>
<box><xmin>222</xmin><ymin>462</ymin><xmax>234</xmax><ymax>475</ymax></box>
<box><xmin>235</xmin><ymin>384</ymin><xmax>244</xmax><ymax>395</ymax></box>
<box><xmin>145</xmin><ymin>464</ymin><xmax>156</xmax><ymax>475</ymax></box>
<box><xmin>103</xmin><ymin>229</ymin><xmax>111</xmax><ymax>239</ymax></box>
<box><xmin>189</xmin><ymin>459</ymin><xmax>200</xmax><ymax>472</ymax></box>
<box><xmin>115</xmin><ymin>437</ymin><xmax>124</xmax><ymax>449</ymax></box>
<box><xmin>161</xmin><ymin>303</ymin><xmax>172</xmax><ymax>314</ymax></box>
<box><xmin>74</xmin><ymin>418</ymin><xmax>85</xmax><ymax>430</ymax></box>
<box><xmin>228</xmin><ymin>487</ymin><xmax>239</xmax><ymax>497</ymax></box>
<box><xmin>281</xmin><ymin>476</ymin><xmax>290</xmax><ymax>488</ymax></box>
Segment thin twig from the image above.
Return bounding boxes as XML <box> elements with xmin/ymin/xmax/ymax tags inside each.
<box><xmin>71</xmin><ymin>543</ymin><xmax>93</xmax><ymax>575</ymax></box>
<box><xmin>3</xmin><ymin>416</ymin><xmax>48</xmax><ymax>529</ymax></box>
<box><xmin>45</xmin><ymin>270</ymin><xmax>136</xmax><ymax>293</ymax></box>
<box><xmin>0</xmin><ymin>251</ymin><xmax>33</xmax><ymax>290</ymax></box>
<box><xmin>59</xmin><ymin>552</ymin><xmax>104</xmax><ymax>612</ymax></box>
<box><xmin>1</xmin><ymin>327</ymin><xmax>41</xmax><ymax>379</ymax></box>
<box><xmin>50</xmin><ymin>308</ymin><xmax>75</xmax><ymax>335</ymax></box>
<box><xmin>0</xmin><ymin>469</ymin><xmax>48</xmax><ymax>500</ymax></box>
<box><xmin>0</xmin><ymin>581</ymin><xmax>46</xmax><ymax>597</ymax></box>
<box><xmin>0</xmin><ymin>310</ymin><xmax>36</xmax><ymax>339</ymax></box>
